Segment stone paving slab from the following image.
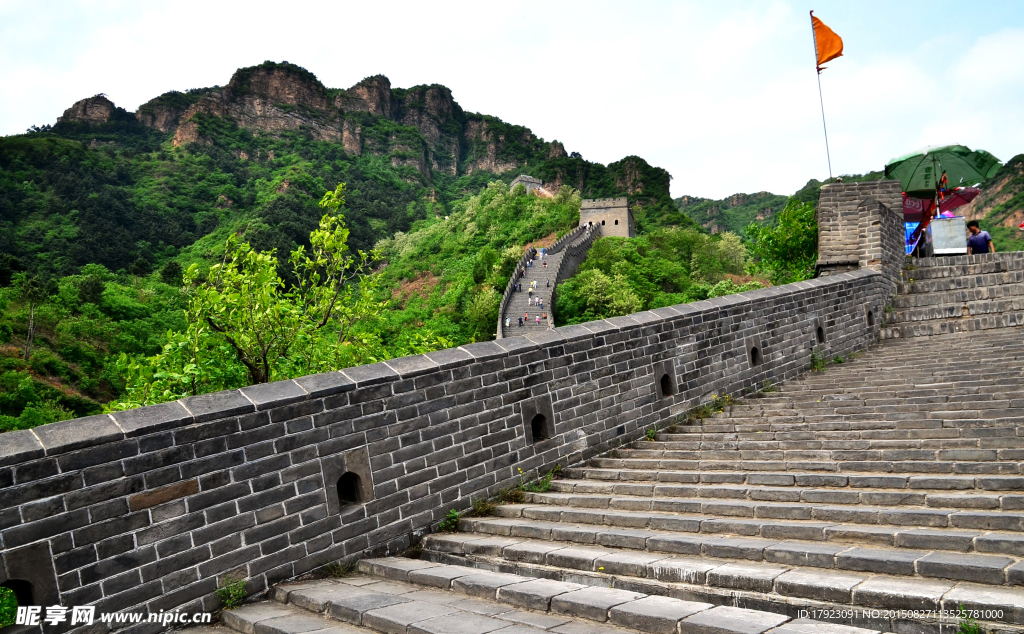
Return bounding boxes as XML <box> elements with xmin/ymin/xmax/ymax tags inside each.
<box><xmin>236</xmin><ymin>563</ymin><xmax>930</xmax><ymax>634</ymax></box>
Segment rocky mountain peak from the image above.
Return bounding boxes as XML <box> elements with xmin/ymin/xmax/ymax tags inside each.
<box><xmin>341</xmin><ymin>75</ymin><xmax>393</xmax><ymax>118</ymax></box>
<box><xmin>227</xmin><ymin>62</ymin><xmax>329</xmax><ymax>110</ymax></box>
<box><xmin>58</xmin><ymin>94</ymin><xmax>115</xmax><ymax>125</ymax></box>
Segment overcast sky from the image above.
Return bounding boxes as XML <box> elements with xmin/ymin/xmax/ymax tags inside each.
<box><xmin>2</xmin><ymin>1</ymin><xmax>1022</xmax><ymax>199</ymax></box>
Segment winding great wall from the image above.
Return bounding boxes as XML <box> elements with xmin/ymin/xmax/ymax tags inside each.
<box><xmin>4</xmin><ymin>182</ymin><xmax>1024</xmax><ymax>634</ymax></box>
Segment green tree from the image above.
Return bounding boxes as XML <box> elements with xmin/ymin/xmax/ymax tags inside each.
<box><xmin>465</xmin><ymin>288</ymin><xmax>500</xmax><ymax>340</ymax></box>
<box><xmin>12</xmin><ymin>274</ymin><xmax>49</xmax><ymax>361</ymax></box>
<box><xmin>472</xmin><ymin>247</ymin><xmax>498</xmax><ymax>285</ymax></box>
<box><xmin>110</xmin><ymin>184</ymin><xmax>386</xmax><ymax>407</ymax></box>
<box><xmin>128</xmin><ymin>257</ymin><xmax>152</xmax><ymax>287</ymax></box>
<box><xmin>160</xmin><ymin>261</ymin><xmax>184</xmax><ymax>286</ymax></box>
<box><xmin>746</xmin><ymin>199</ymin><xmax>818</xmax><ymax>284</ymax></box>
<box><xmin>557</xmin><ymin>269</ymin><xmax>642</xmax><ymax>324</ymax></box>
<box><xmin>78</xmin><ymin>275</ymin><xmax>105</xmax><ymax>304</ymax></box>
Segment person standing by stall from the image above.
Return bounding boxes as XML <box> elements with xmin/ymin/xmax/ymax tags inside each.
<box><xmin>967</xmin><ymin>220</ymin><xmax>995</xmax><ymax>254</ymax></box>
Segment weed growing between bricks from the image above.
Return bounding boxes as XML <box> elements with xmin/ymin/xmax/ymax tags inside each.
<box><xmin>685</xmin><ymin>394</ymin><xmax>736</xmax><ymax>423</ymax></box>
<box><xmin>471</xmin><ymin>498</ymin><xmax>497</xmax><ymax>516</ymax></box>
<box><xmin>438</xmin><ymin>509</ymin><xmax>460</xmax><ymax>532</ymax></box>
<box><xmin>216</xmin><ymin>577</ymin><xmax>248</xmax><ymax>610</ymax></box>
<box><xmin>810</xmin><ymin>351</ymin><xmax>828</xmax><ymax>371</ymax></box>
<box><xmin>957</xmin><ymin>605</ymin><xmax>984</xmax><ymax>634</ymax></box>
<box><xmin>319</xmin><ymin>560</ymin><xmax>358</xmax><ymax>578</ymax></box>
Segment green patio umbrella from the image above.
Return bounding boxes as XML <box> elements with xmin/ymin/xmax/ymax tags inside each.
<box><xmin>884</xmin><ymin>144</ymin><xmax>1001</xmax><ymax>197</ymax></box>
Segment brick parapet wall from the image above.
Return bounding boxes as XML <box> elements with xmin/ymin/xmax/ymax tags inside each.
<box><xmin>816</xmin><ymin>180</ymin><xmax>904</xmax><ymax>293</ymax></box>
<box><xmin>0</xmin><ymin>270</ymin><xmax>889</xmax><ymax>632</ymax></box>
<box><xmin>495</xmin><ymin>246</ymin><xmax>538</xmax><ymax>340</ymax></box>
<box><xmin>549</xmin><ymin>224</ymin><xmax>600</xmax><ymax>328</ymax></box>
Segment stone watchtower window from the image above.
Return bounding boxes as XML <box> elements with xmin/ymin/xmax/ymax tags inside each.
<box><xmin>337</xmin><ymin>472</ymin><xmax>363</xmax><ymax>506</ymax></box>
<box><xmin>602</xmin><ymin>220</ymin><xmax>606</xmax><ymax>225</ymax></box>
<box><xmin>816</xmin><ymin>326</ymin><xmax>825</xmax><ymax>344</ymax></box>
<box><xmin>615</xmin><ymin>219</ymin><xmax>619</xmax><ymax>225</ymax></box>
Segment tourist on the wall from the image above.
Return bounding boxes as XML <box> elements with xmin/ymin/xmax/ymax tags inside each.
<box><xmin>967</xmin><ymin>220</ymin><xmax>995</xmax><ymax>254</ymax></box>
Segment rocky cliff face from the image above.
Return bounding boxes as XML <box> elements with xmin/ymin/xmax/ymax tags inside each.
<box><xmin>58</xmin><ymin>95</ymin><xmax>115</xmax><ymax>125</ymax></box>
<box><xmin>172</xmin><ymin>64</ymin><xmax>346</xmax><ymax>147</ymax></box>
<box><xmin>57</xmin><ymin>62</ymin><xmax>564</xmax><ymax>180</ymax></box>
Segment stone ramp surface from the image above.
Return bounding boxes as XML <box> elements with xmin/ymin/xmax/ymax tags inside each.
<box><xmin>422</xmin><ymin>327</ymin><xmax>1024</xmax><ymax>633</ymax></box>
<box><xmin>210</xmin><ymin>561</ymin><xmax>883</xmax><ymax>634</ymax></box>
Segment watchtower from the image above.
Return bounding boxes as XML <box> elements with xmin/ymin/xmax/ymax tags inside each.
<box><xmin>510</xmin><ymin>174</ymin><xmax>542</xmax><ymax>195</ymax></box>
<box><xmin>580</xmin><ymin>197</ymin><xmax>634</xmax><ymax>238</ymax></box>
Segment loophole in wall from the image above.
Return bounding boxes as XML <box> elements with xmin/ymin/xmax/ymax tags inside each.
<box><xmin>867</xmin><ymin>310</ymin><xmax>875</xmax><ymax>327</ymax></box>
<box><xmin>1</xmin><ymin>579</ymin><xmax>34</xmax><ymax>606</ymax></box>
<box><xmin>750</xmin><ymin>346</ymin><xmax>761</xmax><ymax>366</ymax></box>
<box><xmin>660</xmin><ymin>373</ymin><xmax>673</xmax><ymax>397</ymax></box>
<box><xmin>531</xmin><ymin>413</ymin><xmax>550</xmax><ymax>441</ymax></box>
<box><xmin>336</xmin><ymin>472</ymin><xmax>363</xmax><ymax>506</ymax></box>
<box><xmin>816</xmin><ymin>326</ymin><xmax>825</xmax><ymax>344</ymax></box>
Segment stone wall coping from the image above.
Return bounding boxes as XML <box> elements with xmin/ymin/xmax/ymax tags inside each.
<box><xmin>0</xmin><ymin>270</ymin><xmax>884</xmax><ymax>464</ymax></box>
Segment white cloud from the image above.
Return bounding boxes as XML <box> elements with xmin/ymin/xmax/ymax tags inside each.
<box><xmin>1</xmin><ymin>0</ymin><xmax>1021</xmax><ymax>199</ymax></box>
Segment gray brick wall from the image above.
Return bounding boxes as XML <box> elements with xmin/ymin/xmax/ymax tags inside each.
<box><xmin>0</xmin><ymin>270</ymin><xmax>889</xmax><ymax>630</ymax></box>
<box><xmin>816</xmin><ymin>180</ymin><xmax>904</xmax><ymax>292</ymax></box>
<box><xmin>549</xmin><ymin>224</ymin><xmax>600</xmax><ymax>327</ymax></box>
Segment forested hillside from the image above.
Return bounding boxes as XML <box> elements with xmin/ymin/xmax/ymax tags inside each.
<box><xmin>958</xmin><ymin>154</ymin><xmax>1024</xmax><ymax>252</ymax></box>
<box><xmin>0</xmin><ymin>61</ymin><xmax>681</xmax><ymax>426</ymax></box>
<box><xmin>4</xmin><ymin>59</ymin><xmax>1017</xmax><ymax>429</ymax></box>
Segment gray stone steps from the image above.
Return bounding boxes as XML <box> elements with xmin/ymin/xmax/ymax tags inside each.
<box><xmin>505</xmin><ymin>492</ymin><xmax>1024</xmax><ymax>532</ymax></box>
<box><xmin>481</xmin><ymin>498</ymin><xmax>1024</xmax><ymax>538</ymax></box>
<box><xmin>661</xmin><ymin>428</ymin><xmax>1024</xmax><ymax>441</ymax></box>
<box><xmin>890</xmin><ymin>299</ymin><xmax>1024</xmax><ymax>322</ymax></box>
<box><xmin>898</xmin><ymin>271</ymin><xmax>1024</xmax><ymax>294</ymax></box>
<box><xmin>222</xmin><ymin>571</ymin><xmax>658</xmax><ymax>634</ymax></box>
<box><xmin>423</xmin><ymin>533</ymin><xmax>1024</xmax><ymax>631</ymax></box>
<box><xmin>671</xmin><ymin>417</ymin><xmax>1024</xmax><ymax>433</ymax></box>
<box><xmin>608</xmin><ymin>446</ymin><xmax>1024</xmax><ymax>464</ymax></box>
<box><xmin>723</xmin><ymin>392</ymin><xmax>1024</xmax><ymax>410</ymax></box>
<box><xmin>223</xmin><ymin>558</ymin><xmax>860</xmax><ymax>634</ymax></box>
<box><xmin>893</xmin><ymin>283</ymin><xmax>1024</xmax><ymax>306</ymax></box>
<box><xmin>543</xmin><ymin>479</ymin><xmax>1024</xmax><ymax>509</ymax></box>
<box><xmin>880</xmin><ymin>314</ymin><xmax>1024</xmax><ymax>338</ymax></box>
<box><xmin>644</xmin><ymin>437</ymin><xmax>1024</xmax><ymax>450</ymax></box>
<box><xmin>561</xmin><ymin>468</ymin><xmax>1024</xmax><ymax>492</ymax></box>
<box><xmin>501</xmin><ymin>249</ymin><xmax>561</xmax><ymax>337</ymax></box>
<box><xmin>900</xmin><ymin>253</ymin><xmax>1024</xmax><ymax>280</ymax></box>
<box><xmin>591</xmin><ymin>456</ymin><xmax>1023</xmax><ymax>475</ymax></box>
<box><xmin>454</xmin><ymin>515</ymin><xmax>1024</xmax><ymax>586</ymax></box>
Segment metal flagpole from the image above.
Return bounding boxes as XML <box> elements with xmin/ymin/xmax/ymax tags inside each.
<box><xmin>810</xmin><ymin>10</ymin><xmax>833</xmax><ymax>180</ymax></box>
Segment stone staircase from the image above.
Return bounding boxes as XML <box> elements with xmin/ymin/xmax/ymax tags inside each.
<box><xmin>883</xmin><ymin>252</ymin><xmax>1024</xmax><ymax>338</ymax></box>
<box><xmin>214</xmin><ymin>560</ymin><xmax>879</xmax><ymax>634</ymax></box>
<box><xmin>501</xmin><ymin>250</ymin><xmax>561</xmax><ymax>337</ymax></box>
<box><xmin>416</xmin><ymin>327</ymin><xmax>1024</xmax><ymax>634</ymax></box>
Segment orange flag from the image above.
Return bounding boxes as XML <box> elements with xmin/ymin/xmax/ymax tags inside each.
<box><xmin>811</xmin><ymin>12</ymin><xmax>843</xmax><ymax>72</ymax></box>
